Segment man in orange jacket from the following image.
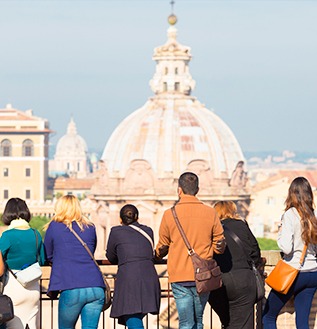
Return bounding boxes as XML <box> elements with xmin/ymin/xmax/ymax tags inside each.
<box><xmin>156</xmin><ymin>172</ymin><xmax>225</xmax><ymax>329</ymax></box>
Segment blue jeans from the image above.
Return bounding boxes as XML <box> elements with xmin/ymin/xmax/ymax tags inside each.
<box><xmin>171</xmin><ymin>283</ymin><xmax>209</xmax><ymax>329</ymax></box>
<box><xmin>262</xmin><ymin>271</ymin><xmax>317</xmax><ymax>329</ymax></box>
<box><xmin>58</xmin><ymin>287</ymin><xmax>105</xmax><ymax>329</ymax></box>
<box><xmin>123</xmin><ymin>314</ymin><xmax>145</xmax><ymax>329</ymax></box>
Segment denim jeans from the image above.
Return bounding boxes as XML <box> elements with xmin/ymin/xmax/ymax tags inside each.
<box><xmin>262</xmin><ymin>271</ymin><xmax>317</xmax><ymax>329</ymax></box>
<box><xmin>171</xmin><ymin>283</ymin><xmax>209</xmax><ymax>329</ymax></box>
<box><xmin>58</xmin><ymin>287</ymin><xmax>105</xmax><ymax>329</ymax></box>
<box><xmin>123</xmin><ymin>314</ymin><xmax>145</xmax><ymax>329</ymax></box>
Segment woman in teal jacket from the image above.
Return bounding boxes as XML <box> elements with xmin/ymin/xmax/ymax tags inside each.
<box><xmin>0</xmin><ymin>198</ymin><xmax>45</xmax><ymax>329</ymax></box>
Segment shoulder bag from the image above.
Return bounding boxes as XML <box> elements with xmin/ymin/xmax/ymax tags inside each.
<box><xmin>224</xmin><ymin>226</ymin><xmax>265</xmax><ymax>302</ymax></box>
<box><xmin>9</xmin><ymin>229</ymin><xmax>42</xmax><ymax>287</ymax></box>
<box><xmin>0</xmin><ymin>267</ymin><xmax>14</xmax><ymax>324</ymax></box>
<box><xmin>69</xmin><ymin>226</ymin><xmax>112</xmax><ymax>311</ymax></box>
<box><xmin>265</xmin><ymin>244</ymin><xmax>307</xmax><ymax>295</ymax></box>
<box><xmin>171</xmin><ymin>206</ymin><xmax>222</xmax><ymax>294</ymax></box>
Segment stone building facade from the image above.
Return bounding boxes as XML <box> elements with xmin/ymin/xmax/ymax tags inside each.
<box><xmin>0</xmin><ymin>104</ymin><xmax>51</xmax><ymax>202</ymax></box>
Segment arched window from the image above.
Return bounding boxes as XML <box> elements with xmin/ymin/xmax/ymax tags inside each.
<box><xmin>1</xmin><ymin>139</ymin><xmax>12</xmax><ymax>157</ymax></box>
<box><xmin>22</xmin><ymin>139</ymin><xmax>34</xmax><ymax>156</ymax></box>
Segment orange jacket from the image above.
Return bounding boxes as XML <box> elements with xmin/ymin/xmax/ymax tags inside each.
<box><xmin>155</xmin><ymin>194</ymin><xmax>224</xmax><ymax>283</ymax></box>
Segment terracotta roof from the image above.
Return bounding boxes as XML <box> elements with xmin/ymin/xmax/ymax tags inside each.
<box><xmin>253</xmin><ymin>170</ymin><xmax>317</xmax><ymax>192</ymax></box>
<box><xmin>54</xmin><ymin>177</ymin><xmax>95</xmax><ymax>190</ymax></box>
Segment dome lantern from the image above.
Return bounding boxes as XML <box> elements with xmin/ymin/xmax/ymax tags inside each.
<box><xmin>149</xmin><ymin>25</ymin><xmax>195</xmax><ymax>96</ymax></box>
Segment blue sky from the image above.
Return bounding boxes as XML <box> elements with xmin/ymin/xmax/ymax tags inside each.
<box><xmin>0</xmin><ymin>0</ymin><xmax>316</xmax><ymax>154</ymax></box>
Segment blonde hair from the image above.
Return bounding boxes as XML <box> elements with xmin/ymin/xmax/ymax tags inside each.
<box><xmin>214</xmin><ymin>201</ymin><xmax>240</xmax><ymax>220</ymax></box>
<box><xmin>44</xmin><ymin>195</ymin><xmax>92</xmax><ymax>231</ymax></box>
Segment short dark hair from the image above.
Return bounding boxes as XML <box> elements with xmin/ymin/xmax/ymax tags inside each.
<box><xmin>120</xmin><ymin>204</ymin><xmax>139</xmax><ymax>225</ymax></box>
<box><xmin>178</xmin><ymin>172</ymin><xmax>199</xmax><ymax>196</ymax></box>
<box><xmin>2</xmin><ymin>198</ymin><xmax>31</xmax><ymax>225</ymax></box>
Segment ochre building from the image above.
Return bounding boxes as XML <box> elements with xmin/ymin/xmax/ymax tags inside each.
<box><xmin>0</xmin><ymin>104</ymin><xmax>51</xmax><ymax>202</ymax></box>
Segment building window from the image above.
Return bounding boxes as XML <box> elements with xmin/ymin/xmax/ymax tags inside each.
<box><xmin>163</xmin><ymin>82</ymin><xmax>167</xmax><ymax>92</ymax></box>
<box><xmin>3</xmin><ymin>190</ymin><xmax>9</xmax><ymax>199</ymax></box>
<box><xmin>67</xmin><ymin>162</ymin><xmax>70</xmax><ymax>170</ymax></box>
<box><xmin>267</xmin><ymin>196</ymin><xmax>276</xmax><ymax>205</ymax></box>
<box><xmin>164</xmin><ymin>67</ymin><xmax>168</xmax><ymax>75</ymax></box>
<box><xmin>175</xmin><ymin>67</ymin><xmax>178</xmax><ymax>74</ymax></box>
<box><xmin>26</xmin><ymin>189</ymin><xmax>31</xmax><ymax>199</ymax></box>
<box><xmin>3</xmin><ymin>168</ymin><xmax>9</xmax><ymax>177</ymax></box>
<box><xmin>25</xmin><ymin>168</ymin><xmax>31</xmax><ymax>177</ymax></box>
<box><xmin>175</xmin><ymin>82</ymin><xmax>180</xmax><ymax>91</ymax></box>
<box><xmin>1</xmin><ymin>139</ymin><xmax>12</xmax><ymax>157</ymax></box>
<box><xmin>22</xmin><ymin>139</ymin><xmax>34</xmax><ymax>156</ymax></box>
<box><xmin>77</xmin><ymin>162</ymin><xmax>80</xmax><ymax>171</ymax></box>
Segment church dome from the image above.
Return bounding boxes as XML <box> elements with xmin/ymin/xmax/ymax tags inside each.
<box><xmin>55</xmin><ymin>118</ymin><xmax>87</xmax><ymax>157</ymax></box>
<box><xmin>102</xmin><ymin>25</ymin><xmax>244</xmax><ymax>181</ymax></box>
<box><xmin>52</xmin><ymin>118</ymin><xmax>89</xmax><ymax>178</ymax></box>
<box><xmin>90</xmin><ymin>18</ymin><xmax>250</xmax><ymax>259</ymax></box>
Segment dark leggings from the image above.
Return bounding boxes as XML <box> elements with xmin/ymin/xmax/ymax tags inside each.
<box><xmin>262</xmin><ymin>271</ymin><xmax>317</xmax><ymax>329</ymax></box>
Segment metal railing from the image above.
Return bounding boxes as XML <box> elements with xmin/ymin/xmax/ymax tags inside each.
<box><xmin>39</xmin><ymin>263</ymin><xmax>264</xmax><ymax>329</ymax></box>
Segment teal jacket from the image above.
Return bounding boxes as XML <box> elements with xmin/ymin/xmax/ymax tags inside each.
<box><xmin>0</xmin><ymin>228</ymin><xmax>46</xmax><ymax>270</ymax></box>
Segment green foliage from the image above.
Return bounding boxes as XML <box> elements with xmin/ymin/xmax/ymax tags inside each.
<box><xmin>30</xmin><ymin>216</ymin><xmax>50</xmax><ymax>238</ymax></box>
<box><xmin>257</xmin><ymin>237</ymin><xmax>279</xmax><ymax>250</ymax></box>
<box><xmin>55</xmin><ymin>192</ymin><xmax>63</xmax><ymax>199</ymax></box>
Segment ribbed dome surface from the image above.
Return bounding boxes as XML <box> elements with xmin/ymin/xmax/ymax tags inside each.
<box><xmin>102</xmin><ymin>25</ymin><xmax>245</xmax><ymax>180</ymax></box>
<box><xmin>102</xmin><ymin>97</ymin><xmax>244</xmax><ymax>179</ymax></box>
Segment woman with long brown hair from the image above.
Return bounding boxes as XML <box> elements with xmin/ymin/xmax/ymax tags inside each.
<box><xmin>263</xmin><ymin>177</ymin><xmax>317</xmax><ymax>329</ymax></box>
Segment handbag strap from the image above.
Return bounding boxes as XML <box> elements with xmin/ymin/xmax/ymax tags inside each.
<box><xmin>129</xmin><ymin>224</ymin><xmax>154</xmax><ymax>250</ymax></box>
<box><xmin>68</xmin><ymin>225</ymin><xmax>103</xmax><ymax>276</ymax></box>
<box><xmin>225</xmin><ymin>225</ymin><xmax>308</xmax><ymax>268</ymax></box>
<box><xmin>224</xmin><ymin>225</ymin><xmax>255</xmax><ymax>266</ymax></box>
<box><xmin>32</xmin><ymin>229</ymin><xmax>40</xmax><ymax>263</ymax></box>
<box><xmin>171</xmin><ymin>206</ymin><xmax>195</xmax><ymax>255</ymax></box>
<box><xmin>299</xmin><ymin>244</ymin><xmax>308</xmax><ymax>266</ymax></box>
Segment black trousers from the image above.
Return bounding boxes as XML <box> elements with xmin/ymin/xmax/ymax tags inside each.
<box><xmin>209</xmin><ymin>269</ymin><xmax>257</xmax><ymax>329</ymax></box>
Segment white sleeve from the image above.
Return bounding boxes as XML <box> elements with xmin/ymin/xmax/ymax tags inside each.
<box><xmin>277</xmin><ymin>210</ymin><xmax>295</xmax><ymax>255</ymax></box>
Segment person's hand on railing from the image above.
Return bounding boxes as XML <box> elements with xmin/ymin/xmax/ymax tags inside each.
<box><xmin>155</xmin><ymin>245</ymin><xmax>169</xmax><ymax>260</ymax></box>
<box><xmin>257</xmin><ymin>257</ymin><xmax>267</xmax><ymax>279</ymax></box>
<box><xmin>215</xmin><ymin>238</ymin><xmax>226</xmax><ymax>254</ymax></box>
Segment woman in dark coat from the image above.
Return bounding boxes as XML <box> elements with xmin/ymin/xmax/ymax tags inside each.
<box><xmin>209</xmin><ymin>201</ymin><xmax>262</xmax><ymax>329</ymax></box>
<box><xmin>106</xmin><ymin>204</ymin><xmax>161</xmax><ymax>329</ymax></box>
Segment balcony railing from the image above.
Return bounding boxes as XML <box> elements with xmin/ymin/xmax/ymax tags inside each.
<box><xmin>39</xmin><ymin>262</ymin><xmax>264</xmax><ymax>329</ymax></box>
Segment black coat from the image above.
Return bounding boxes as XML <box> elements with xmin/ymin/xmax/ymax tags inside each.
<box><xmin>214</xmin><ymin>218</ymin><xmax>261</xmax><ymax>273</ymax></box>
<box><xmin>209</xmin><ymin>218</ymin><xmax>261</xmax><ymax>328</ymax></box>
<box><xmin>106</xmin><ymin>222</ymin><xmax>161</xmax><ymax>324</ymax></box>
